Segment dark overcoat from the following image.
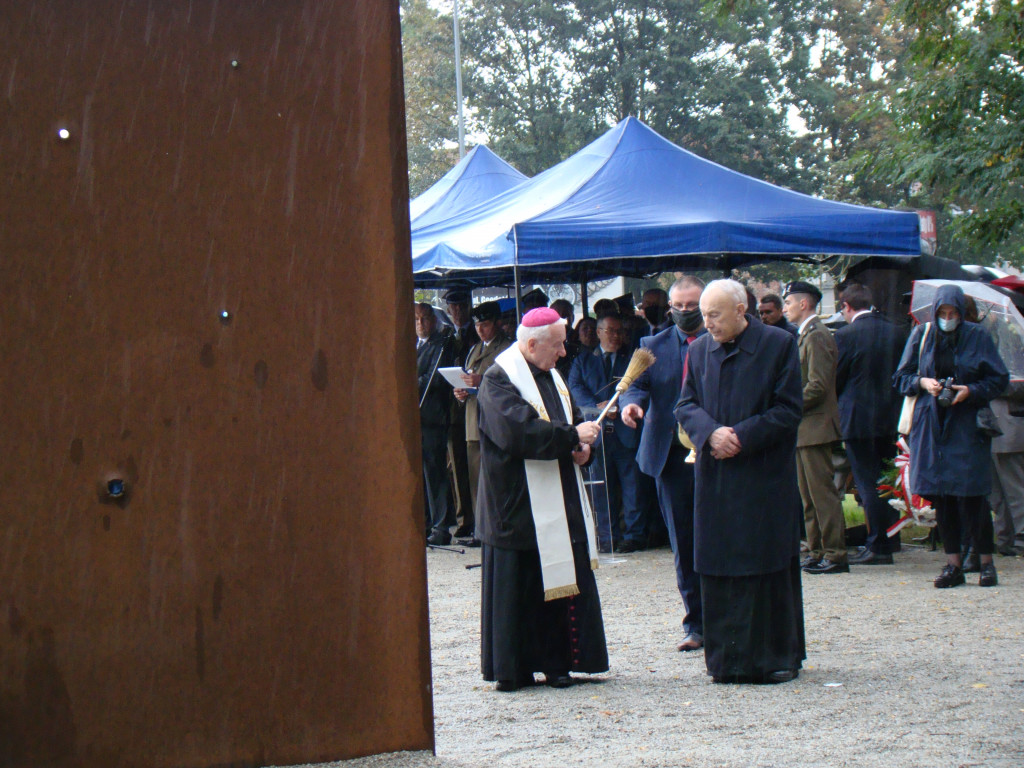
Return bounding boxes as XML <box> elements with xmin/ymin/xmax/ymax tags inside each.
<box><xmin>674</xmin><ymin>317</ymin><xmax>803</xmax><ymax>577</ymax></box>
<box><xmin>892</xmin><ymin>284</ymin><xmax>1009</xmax><ymax>497</ymax></box>
<box><xmin>834</xmin><ymin>311</ymin><xmax>907</xmax><ymax>439</ymax></box>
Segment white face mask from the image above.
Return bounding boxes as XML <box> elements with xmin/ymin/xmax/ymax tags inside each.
<box><xmin>938</xmin><ymin>316</ymin><xmax>960</xmax><ymax>333</ymax></box>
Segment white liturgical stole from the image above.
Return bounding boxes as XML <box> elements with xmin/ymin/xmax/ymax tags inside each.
<box><xmin>495</xmin><ymin>344</ymin><xmax>599</xmax><ymax>600</ymax></box>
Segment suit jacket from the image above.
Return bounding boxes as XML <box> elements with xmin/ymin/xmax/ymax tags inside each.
<box><xmin>674</xmin><ymin>318</ymin><xmax>803</xmax><ymax>576</ymax></box>
<box><xmin>796</xmin><ymin>315</ymin><xmax>841</xmax><ymax>447</ymax></box>
<box><xmin>619</xmin><ymin>326</ymin><xmax>701</xmax><ymax>477</ymax></box>
<box><xmin>417</xmin><ymin>330</ymin><xmax>454</xmax><ymax>429</ymax></box>
<box><xmin>568</xmin><ymin>346</ymin><xmax>638</xmax><ymax>451</ymax></box>
<box><xmin>463</xmin><ymin>335</ymin><xmax>513</xmax><ymax>441</ymax></box>
<box><xmin>834</xmin><ymin>311</ymin><xmax>906</xmax><ymax>439</ymax></box>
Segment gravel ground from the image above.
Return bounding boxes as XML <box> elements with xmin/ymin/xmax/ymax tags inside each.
<box><xmin>304</xmin><ymin>543</ymin><xmax>1024</xmax><ymax>768</ymax></box>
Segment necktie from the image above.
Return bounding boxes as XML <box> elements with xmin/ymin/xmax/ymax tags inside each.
<box><xmin>681</xmin><ymin>335</ymin><xmax>697</xmax><ymax>385</ymax></box>
<box><xmin>603</xmin><ymin>351</ymin><xmax>613</xmax><ymax>382</ymax></box>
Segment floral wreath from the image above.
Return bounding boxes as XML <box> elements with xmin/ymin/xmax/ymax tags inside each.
<box><xmin>877</xmin><ymin>436</ymin><xmax>936</xmax><ymax>535</ymax></box>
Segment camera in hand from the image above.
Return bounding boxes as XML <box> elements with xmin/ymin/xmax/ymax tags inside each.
<box><xmin>936</xmin><ymin>377</ymin><xmax>957</xmax><ymax>408</ymax></box>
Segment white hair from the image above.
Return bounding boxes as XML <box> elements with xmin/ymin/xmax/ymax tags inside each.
<box><xmin>703</xmin><ymin>278</ymin><xmax>747</xmax><ymax>306</ymax></box>
<box><xmin>516</xmin><ymin>322</ymin><xmax>560</xmax><ymax>345</ymax></box>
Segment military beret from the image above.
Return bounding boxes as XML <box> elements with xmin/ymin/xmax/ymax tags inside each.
<box><xmin>471</xmin><ymin>301</ymin><xmax>501</xmax><ymax>323</ymax></box>
<box><xmin>521</xmin><ymin>287</ymin><xmax>549</xmax><ymax>306</ymax></box>
<box><xmin>784</xmin><ymin>280</ymin><xmax>823</xmax><ymax>304</ymax></box>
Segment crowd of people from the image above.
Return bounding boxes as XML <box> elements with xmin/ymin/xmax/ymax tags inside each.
<box><xmin>414</xmin><ymin>275</ymin><xmax>1022</xmax><ymax>691</ymax></box>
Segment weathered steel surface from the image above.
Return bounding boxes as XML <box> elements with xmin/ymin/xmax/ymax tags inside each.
<box><xmin>0</xmin><ymin>1</ymin><xmax>432</xmax><ymax>765</ymax></box>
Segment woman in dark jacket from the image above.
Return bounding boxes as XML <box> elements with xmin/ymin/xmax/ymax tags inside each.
<box><xmin>893</xmin><ymin>284</ymin><xmax>1009</xmax><ymax>588</ymax></box>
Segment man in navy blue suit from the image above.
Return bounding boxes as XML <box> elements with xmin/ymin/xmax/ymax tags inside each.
<box><xmin>835</xmin><ymin>283</ymin><xmax>908</xmax><ymax>564</ymax></box>
<box><xmin>620</xmin><ymin>275</ymin><xmax>706</xmax><ymax>652</ymax></box>
<box><xmin>569</xmin><ymin>314</ymin><xmax>641</xmax><ymax>553</ymax></box>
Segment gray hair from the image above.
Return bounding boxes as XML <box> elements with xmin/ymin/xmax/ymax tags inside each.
<box><xmin>517</xmin><ymin>321</ymin><xmax>562</xmax><ymax>345</ymax></box>
<box><xmin>703</xmin><ymin>278</ymin><xmax>747</xmax><ymax>306</ymax></box>
<box><xmin>670</xmin><ymin>275</ymin><xmax>706</xmax><ymax>294</ymax></box>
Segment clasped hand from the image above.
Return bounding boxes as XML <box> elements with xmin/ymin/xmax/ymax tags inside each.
<box><xmin>709</xmin><ymin>426</ymin><xmax>741</xmax><ymax>460</ymax></box>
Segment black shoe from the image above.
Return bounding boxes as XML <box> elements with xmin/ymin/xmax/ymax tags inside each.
<box><xmin>677</xmin><ymin>632</ymin><xmax>704</xmax><ymax>652</ymax></box>
<box><xmin>764</xmin><ymin>669</ymin><xmax>799</xmax><ymax>684</ymax></box>
<box><xmin>850</xmin><ymin>549</ymin><xmax>893</xmax><ymax>565</ymax></box>
<box><xmin>455</xmin><ymin>536</ymin><xmax>482</xmax><ymax>547</ymax></box>
<box><xmin>997</xmin><ymin>545</ymin><xmax>1019</xmax><ymax>557</ymax></box>
<box><xmin>617</xmin><ymin>539</ymin><xmax>646</xmax><ymax>553</ymax></box>
<box><xmin>544</xmin><ymin>672</ymin><xmax>573</xmax><ymax>688</ymax></box>
<box><xmin>934</xmin><ymin>564</ymin><xmax>965</xmax><ymax>588</ymax></box>
<box><xmin>494</xmin><ymin>674</ymin><xmax>535</xmax><ymax>692</ymax></box>
<box><xmin>800</xmin><ymin>555</ymin><xmax>821</xmax><ymax>569</ymax></box>
<box><xmin>979</xmin><ymin>562</ymin><xmax>998</xmax><ymax>587</ymax></box>
<box><xmin>804</xmin><ymin>558</ymin><xmax>849</xmax><ymax>574</ymax></box>
<box><xmin>962</xmin><ymin>552</ymin><xmax>981</xmax><ymax>573</ymax></box>
<box><xmin>426</xmin><ymin>530</ymin><xmax>452</xmax><ymax>546</ymax></box>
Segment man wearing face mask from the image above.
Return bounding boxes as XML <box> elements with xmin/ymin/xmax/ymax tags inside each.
<box><xmin>620</xmin><ymin>275</ymin><xmax>707</xmax><ymax>652</ymax></box>
<box><xmin>639</xmin><ymin>288</ymin><xmax>672</xmax><ymax>338</ymax></box>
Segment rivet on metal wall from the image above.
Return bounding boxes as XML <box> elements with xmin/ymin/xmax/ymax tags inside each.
<box><xmin>58</xmin><ymin>128</ymin><xmax>71</xmax><ymax>140</ymax></box>
<box><xmin>230</xmin><ymin>59</ymin><xmax>240</xmax><ymax>69</ymax></box>
<box><xmin>220</xmin><ymin>310</ymin><xmax>232</xmax><ymax>324</ymax></box>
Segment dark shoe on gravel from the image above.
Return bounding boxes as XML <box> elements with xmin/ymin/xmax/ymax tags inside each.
<box><xmin>979</xmin><ymin>562</ymin><xmax>998</xmax><ymax>587</ymax></box>
<box><xmin>934</xmin><ymin>564</ymin><xmax>965</xmax><ymax>588</ymax></box>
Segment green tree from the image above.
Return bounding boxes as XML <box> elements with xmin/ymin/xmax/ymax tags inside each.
<box><xmin>460</xmin><ymin>0</ymin><xmax>821</xmax><ymax>189</ymax></box>
<box><xmin>460</xmin><ymin>1</ymin><xmax>591</xmax><ymax>175</ymax></box>
<box><xmin>866</xmin><ymin>0</ymin><xmax>1024</xmax><ymax>261</ymax></box>
<box><xmin>791</xmin><ymin>0</ymin><xmax>912</xmax><ymax>206</ymax></box>
<box><xmin>402</xmin><ymin>0</ymin><xmax>461</xmax><ymax>197</ymax></box>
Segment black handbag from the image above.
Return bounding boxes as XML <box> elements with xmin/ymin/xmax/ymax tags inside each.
<box><xmin>977</xmin><ymin>405</ymin><xmax>1003</xmax><ymax>437</ymax></box>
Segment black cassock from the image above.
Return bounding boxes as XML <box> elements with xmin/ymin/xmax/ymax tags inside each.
<box><xmin>675</xmin><ymin>317</ymin><xmax>806</xmax><ymax>681</ymax></box>
<box><xmin>476</xmin><ymin>361</ymin><xmax>608</xmax><ymax>683</ymax></box>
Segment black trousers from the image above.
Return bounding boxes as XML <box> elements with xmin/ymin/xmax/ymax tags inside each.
<box><xmin>845</xmin><ymin>437</ymin><xmax>898</xmax><ymax>554</ymax></box>
<box><xmin>655</xmin><ymin>444</ymin><xmax>701</xmax><ymax>636</ymax></box>
<box><xmin>934</xmin><ymin>495</ymin><xmax>995</xmax><ymax>556</ymax></box>
<box><xmin>422</xmin><ymin>425</ymin><xmax>452</xmax><ymax>533</ymax></box>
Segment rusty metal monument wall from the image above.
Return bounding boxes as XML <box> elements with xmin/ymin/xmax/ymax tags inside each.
<box><xmin>0</xmin><ymin>1</ymin><xmax>433</xmax><ymax>765</ymax></box>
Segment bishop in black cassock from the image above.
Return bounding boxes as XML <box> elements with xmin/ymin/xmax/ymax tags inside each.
<box><xmin>675</xmin><ymin>280</ymin><xmax>806</xmax><ymax>684</ymax></box>
<box><xmin>476</xmin><ymin>308</ymin><xmax>608</xmax><ymax>692</ymax></box>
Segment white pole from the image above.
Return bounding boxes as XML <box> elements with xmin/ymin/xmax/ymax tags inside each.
<box><xmin>453</xmin><ymin>0</ymin><xmax>466</xmax><ymax>158</ymax></box>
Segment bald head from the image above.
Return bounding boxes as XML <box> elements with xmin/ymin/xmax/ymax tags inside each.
<box><xmin>700</xmin><ymin>280</ymin><xmax>748</xmax><ymax>343</ymax></box>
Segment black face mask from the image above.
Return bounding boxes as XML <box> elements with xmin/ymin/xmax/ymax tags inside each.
<box><xmin>643</xmin><ymin>305</ymin><xmax>665</xmax><ymax>325</ymax></box>
<box><xmin>671</xmin><ymin>307</ymin><xmax>703</xmax><ymax>334</ymax></box>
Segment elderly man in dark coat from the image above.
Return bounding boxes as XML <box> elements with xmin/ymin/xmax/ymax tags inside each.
<box><xmin>476</xmin><ymin>307</ymin><xmax>607</xmax><ymax>691</ymax></box>
<box><xmin>675</xmin><ymin>279</ymin><xmax>806</xmax><ymax>684</ymax></box>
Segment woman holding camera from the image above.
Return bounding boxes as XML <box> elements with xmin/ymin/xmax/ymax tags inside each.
<box><xmin>893</xmin><ymin>284</ymin><xmax>1009</xmax><ymax>588</ymax></box>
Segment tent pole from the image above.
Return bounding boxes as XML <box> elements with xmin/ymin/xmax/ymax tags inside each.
<box><xmin>513</xmin><ymin>227</ymin><xmax>522</xmax><ymax>321</ymax></box>
<box><xmin>581</xmin><ymin>275</ymin><xmax>589</xmax><ymax>318</ymax></box>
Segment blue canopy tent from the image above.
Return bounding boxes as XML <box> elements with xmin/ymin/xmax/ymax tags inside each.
<box><xmin>410</xmin><ymin>145</ymin><xmax>527</xmax><ymax>231</ymax></box>
<box><xmin>411</xmin><ymin>118</ymin><xmax>921</xmax><ymax>290</ymax></box>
